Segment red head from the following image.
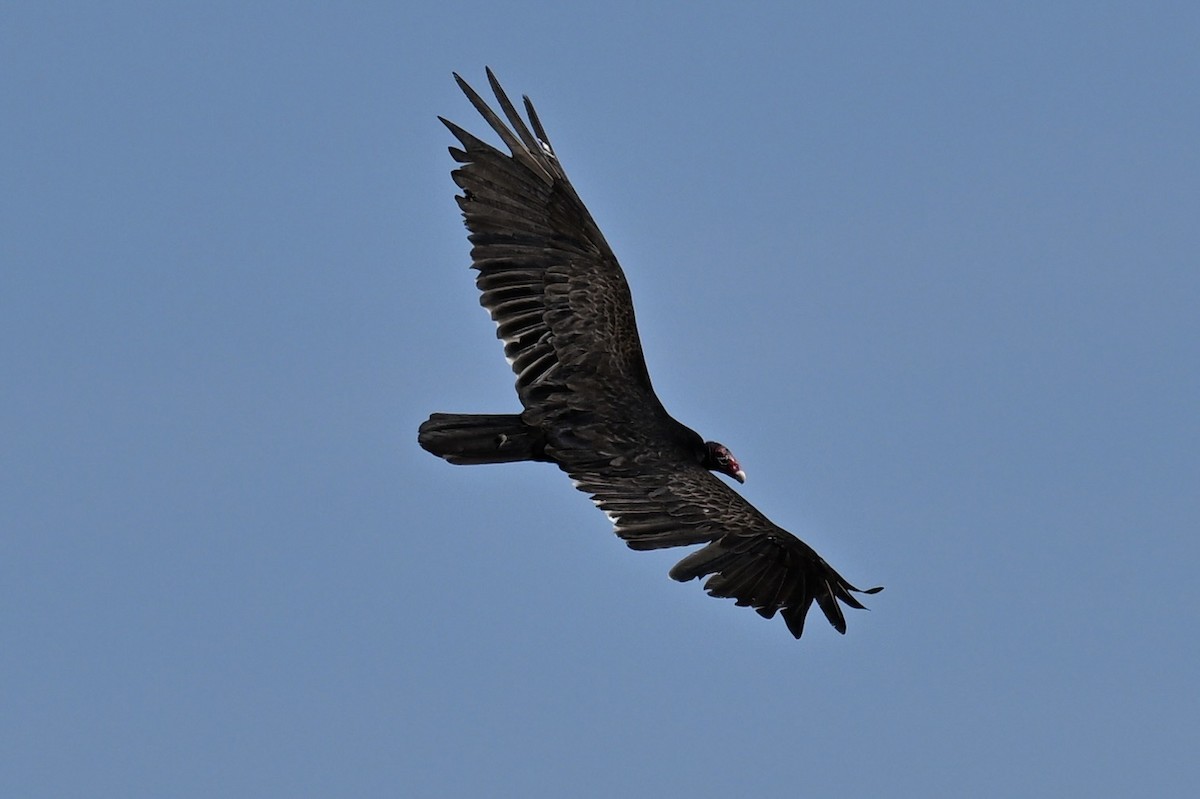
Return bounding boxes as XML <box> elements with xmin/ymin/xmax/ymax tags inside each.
<box><xmin>703</xmin><ymin>441</ymin><xmax>746</xmax><ymax>484</ymax></box>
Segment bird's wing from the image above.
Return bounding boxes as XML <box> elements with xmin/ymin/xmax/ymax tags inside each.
<box><xmin>570</xmin><ymin>463</ymin><xmax>882</xmax><ymax>638</ymax></box>
<box><xmin>442</xmin><ymin>69</ymin><xmax>659</xmax><ymax>416</ymax></box>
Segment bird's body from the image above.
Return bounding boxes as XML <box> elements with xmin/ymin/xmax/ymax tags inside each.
<box><xmin>419</xmin><ymin>70</ymin><xmax>880</xmax><ymax>639</ymax></box>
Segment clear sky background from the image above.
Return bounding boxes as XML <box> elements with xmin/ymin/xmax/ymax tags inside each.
<box><xmin>3</xmin><ymin>2</ymin><xmax>1198</xmax><ymax>797</ymax></box>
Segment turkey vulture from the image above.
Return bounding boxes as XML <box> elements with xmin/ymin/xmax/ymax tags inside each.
<box><xmin>419</xmin><ymin>69</ymin><xmax>881</xmax><ymax>639</ymax></box>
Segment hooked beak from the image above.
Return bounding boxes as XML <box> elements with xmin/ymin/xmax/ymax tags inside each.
<box><xmin>733</xmin><ymin>469</ymin><xmax>746</xmax><ymax>484</ymax></box>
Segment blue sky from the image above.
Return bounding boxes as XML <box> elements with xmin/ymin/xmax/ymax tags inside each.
<box><xmin>3</xmin><ymin>2</ymin><xmax>1198</xmax><ymax>797</ymax></box>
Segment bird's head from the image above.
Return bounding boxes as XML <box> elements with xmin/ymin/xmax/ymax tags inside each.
<box><xmin>703</xmin><ymin>441</ymin><xmax>746</xmax><ymax>484</ymax></box>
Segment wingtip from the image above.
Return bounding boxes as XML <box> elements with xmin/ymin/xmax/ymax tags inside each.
<box><xmin>485</xmin><ymin>67</ymin><xmax>510</xmax><ymax>105</ymax></box>
<box><xmin>437</xmin><ymin>116</ymin><xmax>468</xmax><ymax>145</ymax></box>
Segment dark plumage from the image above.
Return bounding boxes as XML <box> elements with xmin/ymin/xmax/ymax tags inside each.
<box><xmin>419</xmin><ymin>69</ymin><xmax>881</xmax><ymax>639</ymax></box>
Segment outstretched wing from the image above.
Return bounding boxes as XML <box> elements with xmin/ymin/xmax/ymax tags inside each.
<box><xmin>442</xmin><ymin>69</ymin><xmax>659</xmax><ymax>417</ymax></box>
<box><xmin>571</xmin><ymin>464</ymin><xmax>882</xmax><ymax>639</ymax></box>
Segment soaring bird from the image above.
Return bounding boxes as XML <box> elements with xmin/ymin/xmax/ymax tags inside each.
<box><xmin>419</xmin><ymin>69</ymin><xmax>881</xmax><ymax>639</ymax></box>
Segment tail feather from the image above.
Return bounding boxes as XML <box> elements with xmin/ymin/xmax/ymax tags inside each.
<box><xmin>418</xmin><ymin>413</ymin><xmax>547</xmax><ymax>465</ymax></box>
